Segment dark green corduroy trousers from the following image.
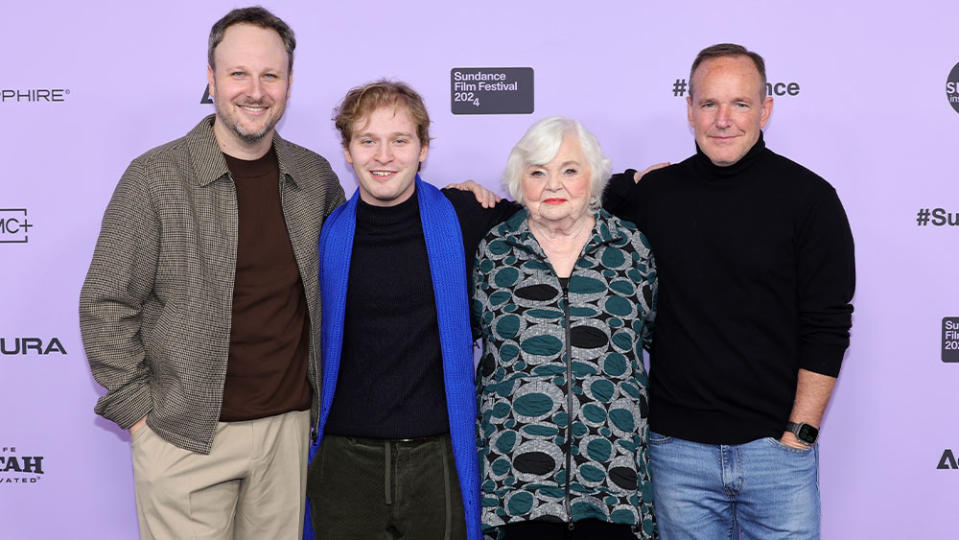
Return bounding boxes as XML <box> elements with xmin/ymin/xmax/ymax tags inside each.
<box><xmin>308</xmin><ymin>434</ymin><xmax>466</xmax><ymax>539</ymax></box>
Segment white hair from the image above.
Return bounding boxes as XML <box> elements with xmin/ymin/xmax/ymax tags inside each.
<box><xmin>502</xmin><ymin>116</ymin><xmax>611</xmax><ymax>212</ymax></box>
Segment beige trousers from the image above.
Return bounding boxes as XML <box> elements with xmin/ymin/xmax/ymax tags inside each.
<box><xmin>131</xmin><ymin>409</ymin><xmax>310</xmax><ymax>540</ymax></box>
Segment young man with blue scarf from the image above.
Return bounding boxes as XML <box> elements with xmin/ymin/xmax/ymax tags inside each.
<box><xmin>304</xmin><ymin>80</ymin><xmax>519</xmax><ymax>540</ymax></box>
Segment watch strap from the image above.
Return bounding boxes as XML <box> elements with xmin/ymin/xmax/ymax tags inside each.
<box><xmin>785</xmin><ymin>421</ymin><xmax>819</xmax><ymax>445</ymax></box>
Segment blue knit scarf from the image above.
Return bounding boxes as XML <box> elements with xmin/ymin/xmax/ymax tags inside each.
<box><xmin>304</xmin><ymin>176</ymin><xmax>480</xmax><ymax>540</ymax></box>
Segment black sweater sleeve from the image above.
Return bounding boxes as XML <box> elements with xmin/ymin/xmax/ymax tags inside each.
<box><xmin>442</xmin><ymin>188</ymin><xmax>522</xmax><ymax>277</ymax></box>
<box><xmin>796</xmin><ymin>186</ymin><xmax>856</xmax><ymax>377</ymax></box>
<box><xmin>602</xmin><ymin>168</ymin><xmax>661</xmax><ymax>234</ymax></box>
<box><xmin>602</xmin><ymin>169</ymin><xmax>640</xmax><ymax>224</ymax></box>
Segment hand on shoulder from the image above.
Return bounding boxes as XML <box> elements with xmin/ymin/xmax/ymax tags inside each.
<box><xmin>445</xmin><ymin>179</ymin><xmax>501</xmax><ymax>208</ymax></box>
<box><xmin>633</xmin><ymin>162</ymin><xmax>671</xmax><ymax>183</ymax></box>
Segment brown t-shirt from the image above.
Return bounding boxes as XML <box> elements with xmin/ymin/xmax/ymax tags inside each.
<box><xmin>219</xmin><ymin>150</ymin><xmax>311</xmax><ymax>421</ymax></box>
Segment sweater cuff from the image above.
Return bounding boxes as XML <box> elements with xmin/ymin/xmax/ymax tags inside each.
<box><xmin>799</xmin><ymin>343</ymin><xmax>847</xmax><ymax>378</ymax></box>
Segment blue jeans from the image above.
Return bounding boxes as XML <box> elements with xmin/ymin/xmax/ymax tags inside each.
<box><xmin>648</xmin><ymin>432</ymin><xmax>820</xmax><ymax>540</ymax></box>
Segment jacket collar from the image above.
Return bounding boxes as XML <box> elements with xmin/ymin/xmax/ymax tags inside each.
<box><xmin>186</xmin><ymin>114</ymin><xmax>299</xmax><ymax>188</ymax></box>
<box><xmin>499</xmin><ymin>208</ymin><xmax>631</xmax><ymax>257</ymax></box>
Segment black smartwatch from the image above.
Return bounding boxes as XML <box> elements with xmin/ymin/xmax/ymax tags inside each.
<box><xmin>785</xmin><ymin>422</ymin><xmax>819</xmax><ymax>445</ymax></box>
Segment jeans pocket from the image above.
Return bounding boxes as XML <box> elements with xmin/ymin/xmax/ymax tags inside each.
<box><xmin>648</xmin><ymin>431</ymin><xmax>672</xmax><ymax>446</ymax></box>
<box><xmin>764</xmin><ymin>436</ymin><xmax>815</xmax><ymax>454</ymax></box>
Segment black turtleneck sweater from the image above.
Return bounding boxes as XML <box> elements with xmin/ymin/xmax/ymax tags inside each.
<box><xmin>603</xmin><ymin>133</ymin><xmax>855</xmax><ymax>445</ymax></box>
<box><xmin>323</xmin><ymin>188</ymin><xmax>520</xmax><ymax>439</ymax></box>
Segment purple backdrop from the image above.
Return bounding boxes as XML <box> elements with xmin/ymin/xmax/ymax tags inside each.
<box><xmin>2</xmin><ymin>1</ymin><xmax>958</xmax><ymax>538</ymax></box>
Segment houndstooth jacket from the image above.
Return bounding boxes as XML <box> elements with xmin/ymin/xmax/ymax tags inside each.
<box><xmin>79</xmin><ymin>115</ymin><xmax>345</xmax><ymax>454</ymax></box>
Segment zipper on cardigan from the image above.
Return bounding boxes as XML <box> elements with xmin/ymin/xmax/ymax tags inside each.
<box><xmin>562</xmin><ymin>283</ymin><xmax>574</xmax><ymax>531</ymax></box>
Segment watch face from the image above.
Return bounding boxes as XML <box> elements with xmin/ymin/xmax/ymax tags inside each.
<box><xmin>797</xmin><ymin>424</ymin><xmax>819</xmax><ymax>444</ymax></box>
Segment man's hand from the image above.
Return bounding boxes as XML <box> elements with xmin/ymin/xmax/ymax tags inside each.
<box><xmin>779</xmin><ymin>369</ymin><xmax>836</xmax><ymax>449</ymax></box>
<box><xmin>633</xmin><ymin>162</ymin><xmax>671</xmax><ymax>183</ymax></box>
<box><xmin>445</xmin><ymin>180</ymin><xmax>501</xmax><ymax>208</ymax></box>
<box><xmin>779</xmin><ymin>430</ymin><xmax>812</xmax><ymax>449</ymax></box>
<box><xmin>130</xmin><ymin>416</ymin><xmax>147</xmax><ymax>436</ymax></box>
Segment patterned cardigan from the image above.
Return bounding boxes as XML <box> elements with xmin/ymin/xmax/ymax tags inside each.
<box><xmin>472</xmin><ymin>208</ymin><xmax>658</xmax><ymax>538</ymax></box>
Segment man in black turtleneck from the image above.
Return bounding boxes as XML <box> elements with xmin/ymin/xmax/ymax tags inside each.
<box><xmin>604</xmin><ymin>43</ymin><xmax>855</xmax><ymax>539</ymax></box>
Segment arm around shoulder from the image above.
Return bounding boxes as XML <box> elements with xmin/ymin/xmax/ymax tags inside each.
<box><xmin>443</xmin><ymin>187</ymin><xmax>522</xmax><ymax>248</ymax></box>
<box><xmin>602</xmin><ymin>169</ymin><xmax>639</xmax><ymax>219</ymax></box>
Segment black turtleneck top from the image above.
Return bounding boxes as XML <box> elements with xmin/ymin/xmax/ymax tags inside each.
<box><xmin>323</xmin><ymin>187</ymin><xmax>520</xmax><ymax>439</ymax></box>
<box><xmin>603</xmin><ymin>133</ymin><xmax>855</xmax><ymax>445</ymax></box>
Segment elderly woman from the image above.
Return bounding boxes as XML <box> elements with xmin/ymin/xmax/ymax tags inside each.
<box><xmin>472</xmin><ymin>117</ymin><xmax>658</xmax><ymax>539</ymax></box>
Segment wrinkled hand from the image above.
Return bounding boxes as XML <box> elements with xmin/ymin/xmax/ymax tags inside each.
<box><xmin>633</xmin><ymin>162</ymin><xmax>671</xmax><ymax>183</ymax></box>
<box><xmin>130</xmin><ymin>416</ymin><xmax>147</xmax><ymax>436</ymax></box>
<box><xmin>445</xmin><ymin>180</ymin><xmax>501</xmax><ymax>208</ymax></box>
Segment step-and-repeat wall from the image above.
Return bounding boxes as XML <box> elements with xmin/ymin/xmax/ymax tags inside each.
<box><xmin>2</xmin><ymin>1</ymin><xmax>957</xmax><ymax>538</ymax></box>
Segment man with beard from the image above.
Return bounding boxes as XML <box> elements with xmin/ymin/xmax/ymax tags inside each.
<box><xmin>79</xmin><ymin>7</ymin><xmax>344</xmax><ymax>539</ymax></box>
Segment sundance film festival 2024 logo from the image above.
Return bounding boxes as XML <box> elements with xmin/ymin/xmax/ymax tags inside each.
<box><xmin>450</xmin><ymin>68</ymin><xmax>534</xmax><ymax>115</ymax></box>
<box><xmin>938</xmin><ymin>318</ymin><xmax>959</xmax><ymax>469</ymax></box>
<box><xmin>944</xmin><ymin>318</ymin><xmax>959</xmax><ymax>363</ymax></box>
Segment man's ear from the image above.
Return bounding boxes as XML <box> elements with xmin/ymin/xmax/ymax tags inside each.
<box><xmin>760</xmin><ymin>96</ymin><xmax>774</xmax><ymax>128</ymax></box>
<box><xmin>418</xmin><ymin>143</ymin><xmax>429</xmax><ymax>165</ymax></box>
<box><xmin>207</xmin><ymin>66</ymin><xmax>215</xmax><ymax>99</ymax></box>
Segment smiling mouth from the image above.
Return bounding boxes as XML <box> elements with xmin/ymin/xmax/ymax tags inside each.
<box><xmin>239</xmin><ymin>104</ymin><xmax>268</xmax><ymax>114</ymax></box>
<box><xmin>370</xmin><ymin>170</ymin><xmax>396</xmax><ymax>178</ymax></box>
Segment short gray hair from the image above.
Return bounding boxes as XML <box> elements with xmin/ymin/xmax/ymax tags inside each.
<box><xmin>502</xmin><ymin>116</ymin><xmax>610</xmax><ymax>212</ymax></box>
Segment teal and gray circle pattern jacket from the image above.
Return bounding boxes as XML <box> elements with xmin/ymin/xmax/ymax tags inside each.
<box><xmin>472</xmin><ymin>209</ymin><xmax>658</xmax><ymax>538</ymax></box>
